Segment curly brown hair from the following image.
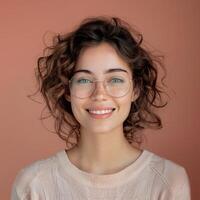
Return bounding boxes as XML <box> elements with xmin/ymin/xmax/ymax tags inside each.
<box><xmin>28</xmin><ymin>16</ymin><xmax>169</xmax><ymax>149</ymax></box>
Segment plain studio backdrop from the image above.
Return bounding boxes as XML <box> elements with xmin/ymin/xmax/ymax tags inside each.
<box><xmin>0</xmin><ymin>0</ymin><xmax>199</xmax><ymax>199</ymax></box>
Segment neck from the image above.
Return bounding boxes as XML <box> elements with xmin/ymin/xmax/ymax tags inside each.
<box><xmin>67</xmin><ymin>127</ymin><xmax>142</xmax><ymax>174</ymax></box>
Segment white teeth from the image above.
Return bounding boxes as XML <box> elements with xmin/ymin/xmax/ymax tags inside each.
<box><xmin>89</xmin><ymin>110</ymin><xmax>113</xmax><ymax>114</ymax></box>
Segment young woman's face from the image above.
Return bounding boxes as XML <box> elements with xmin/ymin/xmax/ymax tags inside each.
<box><xmin>67</xmin><ymin>42</ymin><xmax>139</xmax><ymax>133</ymax></box>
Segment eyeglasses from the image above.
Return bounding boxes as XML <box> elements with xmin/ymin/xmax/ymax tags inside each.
<box><xmin>68</xmin><ymin>74</ymin><xmax>133</xmax><ymax>99</ymax></box>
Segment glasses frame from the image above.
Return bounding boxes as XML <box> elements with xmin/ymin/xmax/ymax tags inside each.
<box><xmin>68</xmin><ymin>77</ymin><xmax>134</xmax><ymax>99</ymax></box>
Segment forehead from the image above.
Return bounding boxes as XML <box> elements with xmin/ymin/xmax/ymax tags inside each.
<box><xmin>74</xmin><ymin>42</ymin><xmax>132</xmax><ymax>76</ymax></box>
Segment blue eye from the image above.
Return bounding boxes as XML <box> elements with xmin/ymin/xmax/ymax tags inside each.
<box><xmin>110</xmin><ymin>78</ymin><xmax>124</xmax><ymax>83</ymax></box>
<box><xmin>77</xmin><ymin>79</ymin><xmax>92</xmax><ymax>84</ymax></box>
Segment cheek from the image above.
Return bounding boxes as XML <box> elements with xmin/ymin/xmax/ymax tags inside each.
<box><xmin>70</xmin><ymin>100</ymin><xmax>83</xmax><ymax>123</ymax></box>
<box><xmin>118</xmin><ymin>95</ymin><xmax>133</xmax><ymax>118</ymax></box>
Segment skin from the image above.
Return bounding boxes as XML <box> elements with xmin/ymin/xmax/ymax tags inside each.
<box><xmin>65</xmin><ymin>42</ymin><xmax>143</xmax><ymax>175</ymax></box>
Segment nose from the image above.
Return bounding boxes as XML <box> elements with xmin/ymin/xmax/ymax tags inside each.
<box><xmin>90</xmin><ymin>80</ymin><xmax>108</xmax><ymax>100</ymax></box>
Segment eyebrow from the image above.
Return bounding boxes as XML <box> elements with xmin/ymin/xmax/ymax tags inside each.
<box><xmin>73</xmin><ymin>68</ymin><xmax>128</xmax><ymax>75</ymax></box>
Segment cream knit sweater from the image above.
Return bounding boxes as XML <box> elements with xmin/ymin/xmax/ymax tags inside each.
<box><xmin>11</xmin><ymin>149</ymin><xmax>191</xmax><ymax>199</ymax></box>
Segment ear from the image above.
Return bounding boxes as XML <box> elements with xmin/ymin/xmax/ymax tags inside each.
<box><xmin>131</xmin><ymin>87</ymin><xmax>140</xmax><ymax>102</ymax></box>
<box><xmin>65</xmin><ymin>94</ymin><xmax>71</xmax><ymax>102</ymax></box>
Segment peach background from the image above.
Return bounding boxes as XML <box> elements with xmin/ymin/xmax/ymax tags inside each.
<box><xmin>0</xmin><ymin>0</ymin><xmax>199</xmax><ymax>199</ymax></box>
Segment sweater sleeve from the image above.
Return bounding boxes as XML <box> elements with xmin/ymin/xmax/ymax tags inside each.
<box><xmin>11</xmin><ymin>171</ymin><xmax>43</xmax><ymax>200</ymax></box>
<box><xmin>173</xmin><ymin>167</ymin><xmax>191</xmax><ymax>200</ymax></box>
<box><xmin>11</xmin><ymin>174</ymin><xmax>27</xmax><ymax>200</ymax></box>
<box><xmin>10</xmin><ymin>163</ymin><xmax>41</xmax><ymax>200</ymax></box>
<box><xmin>10</xmin><ymin>168</ymin><xmax>31</xmax><ymax>200</ymax></box>
<box><xmin>11</xmin><ymin>185</ymin><xmax>20</xmax><ymax>200</ymax></box>
<box><xmin>11</xmin><ymin>185</ymin><xmax>37</xmax><ymax>200</ymax></box>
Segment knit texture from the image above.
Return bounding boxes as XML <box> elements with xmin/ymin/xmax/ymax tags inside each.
<box><xmin>11</xmin><ymin>149</ymin><xmax>191</xmax><ymax>200</ymax></box>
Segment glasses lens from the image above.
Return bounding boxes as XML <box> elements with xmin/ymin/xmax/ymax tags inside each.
<box><xmin>106</xmin><ymin>76</ymin><xmax>130</xmax><ymax>97</ymax></box>
<box><xmin>69</xmin><ymin>74</ymin><xmax>131</xmax><ymax>98</ymax></box>
<box><xmin>69</xmin><ymin>75</ymin><xmax>94</xmax><ymax>98</ymax></box>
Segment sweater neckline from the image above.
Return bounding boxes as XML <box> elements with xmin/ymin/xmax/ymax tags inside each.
<box><xmin>56</xmin><ymin>148</ymin><xmax>153</xmax><ymax>188</ymax></box>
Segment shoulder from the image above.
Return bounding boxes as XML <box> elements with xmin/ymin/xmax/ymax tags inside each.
<box><xmin>146</xmin><ymin>150</ymin><xmax>191</xmax><ymax>198</ymax></box>
<box><xmin>11</xmin><ymin>151</ymin><xmax>59</xmax><ymax>199</ymax></box>
<box><xmin>148</xmin><ymin>151</ymin><xmax>190</xmax><ymax>184</ymax></box>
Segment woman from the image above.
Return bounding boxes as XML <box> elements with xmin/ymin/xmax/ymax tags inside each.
<box><xmin>11</xmin><ymin>16</ymin><xmax>191</xmax><ymax>199</ymax></box>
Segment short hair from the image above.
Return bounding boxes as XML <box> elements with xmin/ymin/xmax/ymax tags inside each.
<box><xmin>29</xmin><ymin>16</ymin><xmax>169</xmax><ymax>148</ymax></box>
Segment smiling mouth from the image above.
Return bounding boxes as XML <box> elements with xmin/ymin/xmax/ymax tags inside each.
<box><xmin>85</xmin><ymin>108</ymin><xmax>116</xmax><ymax>112</ymax></box>
<box><xmin>85</xmin><ymin>108</ymin><xmax>116</xmax><ymax>119</ymax></box>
